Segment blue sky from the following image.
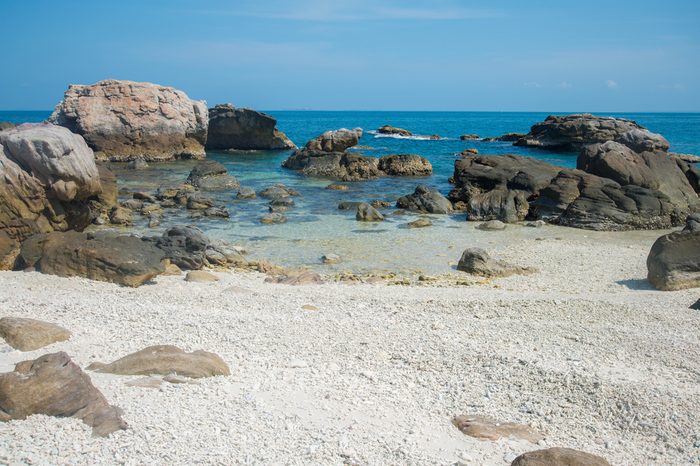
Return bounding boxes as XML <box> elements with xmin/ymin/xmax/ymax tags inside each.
<box><xmin>1</xmin><ymin>0</ymin><xmax>699</xmax><ymax>111</ymax></box>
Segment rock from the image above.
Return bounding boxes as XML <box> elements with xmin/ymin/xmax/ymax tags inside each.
<box><xmin>19</xmin><ymin>231</ymin><xmax>165</xmax><ymax>286</ymax></box>
<box><xmin>407</xmin><ymin>218</ymin><xmax>432</xmax><ymax>228</ymax></box>
<box><xmin>377</xmin><ymin>125</ymin><xmax>412</xmax><ymax>137</ymax></box>
<box><xmin>49</xmin><ymin>79</ymin><xmax>208</xmax><ymax>161</ymax></box>
<box><xmin>526</xmin><ymin>220</ymin><xmax>546</xmax><ymax>228</ymax></box>
<box><xmin>377</xmin><ymin>154</ymin><xmax>432</xmax><ymax>176</ymax></box>
<box><xmin>205</xmin><ymin>104</ymin><xmax>295</xmax><ymax>150</ymax></box>
<box><xmin>185</xmin><ymin>270</ymin><xmax>219</xmax><ymax>282</ymax></box>
<box><xmin>647</xmin><ymin>230</ymin><xmax>700</xmax><ymax>290</ymax></box>
<box><xmin>96</xmin><ymin>165</ymin><xmax>118</xmax><ymax>210</ymax></box>
<box><xmin>0</xmin><ymin>317</ymin><xmax>71</xmax><ymax>351</ymax></box>
<box><xmin>684</xmin><ymin>213</ymin><xmax>700</xmax><ymax>232</ymax></box>
<box><xmin>270</xmin><ymin>197</ymin><xmax>294</xmax><ymax>208</ymax></box>
<box><xmin>145</xmin><ymin>226</ymin><xmax>210</xmax><ymax>270</ymax></box>
<box><xmin>0</xmin><ymin>121</ymin><xmax>15</xmax><ymax>131</ymax></box>
<box><xmin>120</xmin><ymin>199</ymin><xmax>143</xmax><ymax>210</ymax></box>
<box><xmin>163</xmin><ymin>261</ymin><xmax>182</xmax><ymax>276</ymax></box>
<box><xmin>460</xmin><ymin>134</ymin><xmax>480</xmax><ymax>140</ymax></box>
<box><xmin>514</xmin><ymin>114</ymin><xmax>669</xmax><ymax>152</ymax></box>
<box><xmin>477</xmin><ymin>220</ymin><xmax>507</xmax><ymax>231</ymax></box>
<box><xmin>265</xmin><ymin>269</ymin><xmax>323</xmax><ymax>285</ymax></box>
<box><xmin>321</xmin><ymin>253</ymin><xmax>341</xmax><ymax>264</ymax></box>
<box><xmin>690</xmin><ymin>299</ymin><xmax>700</xmax><ymax>310</ymax></box>
<box><xmin>87</xmin><ymin>345</ymin><xmax>230</xmax><ymax>378</ymax></box>
<box><xmin>156</xmin><ymin>182</ymin><xmax>195</xmax><ymax>201</ymax></box>
<box><xmin>338</xmin><ymin>201</ymin><xmax>361</xmax><ymax>211</ymax></box>
<box><xmin>452</xmin><ymin>414</ymin><xmax>543</xmax><ymax>443</ymax></box>
<box><xmin>186</xmin><ymin>160</ymin><xmax>240</xmax><ymax>191</ymax></box>
<box><xmin>207</xmin><ymin>241</ymin><xmax>247</xmax><ymax>266</ymax></box>
<box><xmin>109</xmin><ymin>206</ymin><xmax>133</xmax><ymax>225</ymax></box>
<box><xmin>258</xmin><ymin>184</ymin><xmax>300</xmax><ymax>198</ymax></box>
<box><xmin>260</xmin><ymin>213</ymin><xmax>287</xmax><ymax>224</ymax></box>
<box><xmin>284</xmin><ymin>150</ymin><xmax>382</xmax><ymax>181</ymax></box>
<box><xmin>186</xmin><ymin>193</ymin><xmax>215</xmax><ymax>210</ymax></box>
<box><xmin>0</xmin><ymin>352</ymin><xmax>127</xmax><ymax>436</ymax></box>
<box><xmin>204</xmin><ymin>206</ymin><xmax>229</xmax><ymax>218</ymax></box>
<box><xmin>671</xmin><ymin>152</ymin><xmax>700</xmax><ymax>164</ymax></box>
<box><xmin>0</xmin><ymin>231</ymin><xmax>20</xmax><ymax>270</ymax></box>
<box><xmin>457</xmin><ymin>248</ymin><xmax>532</xmax><ymax>278</ymax></box>
<box><xmin>510</xmin><ymin>447</ymin><xmax>611</xmax><ymax>466</ymax></box>
<box><xmin>356</xmin><ymin>203</ymin><xmax>384</xmax><ymax>221</ymax></box>
<box><xmin>236</xmin><ymin>187</ymin><xmax>257</xmax><ymax>199</ymax></box>
<box><xmin>301</xmin><ymin>304</ymin><xmax>319</xmax><ymax>311</ymax></box>
<box><xmin>125</xmin><ymin>158</ymin><xmax>149</xmax><ymax>170</ymax></box>
<box><xmin>302</xmin><ymin>128</ymin><xmax>362</xmax><ymax>153</ymax></box>
<box><xmin>396</xmin><ymin>185</ymin><xmax>453</xmax><ymax>214</ymax></box>
<box><xmin>578</xmin><ymin>141</ymin><xmax>698</xmax><ymax>211</ymax></box>
<box><xmin>483</xmin><ymin>132</ymin><xmax>526</xmax><ymax>142</ymax></box>
<box><xmin>429</xmin><ymin>134</ymin><xmax>441</xmax><ymax>140</ymax></box>
<box><xmin>370</xmin><ymin>199</ymin><xmax>391</xmax><ymax>208</ymax></box>
<box><xmin>459</xmin><ymin>148</ymin><xmax>479</xmax><ymax>156</ymax></box>
<box><xmin>326</xmin><ymin>184</ymin><xmax>349</xmax><ymax>191</ymax></box>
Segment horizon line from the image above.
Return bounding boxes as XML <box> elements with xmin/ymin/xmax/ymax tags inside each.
<box><xmin>2</xmin><ymin>109</ymin><xmax>700</xmax><ymax>114</ymax></box>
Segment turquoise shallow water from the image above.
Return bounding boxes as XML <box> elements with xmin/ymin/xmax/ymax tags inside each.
<box><xmin>2</xmin><ymin>111</ymin><xmax>698</xmax><ymax>273</ymax></box>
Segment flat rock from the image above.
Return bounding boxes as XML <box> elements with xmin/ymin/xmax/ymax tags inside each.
<box><xmin>453</xmin><ymin>414</ymin><xmax>543</xmax><ymax>443</ymax></box>
<box><xmin>0</xmin><ymin>317</ymin><xmax>70</xmax><ymax>351</ymax></box>
<box><xmin>510</xmin><ymin>447</ymin><xmax>611</xmax><ymax>466</ymax></box>
<box><xmin>185</xmin><ymin>270</ymin><xmax>219</xmax><ymax>282</ymax></box>
<box><xmin>87</xmin><ymin>345</ymin><xmax>230</xmax><ymax>378</ymax></box>
<box><xmin>0</xmin><ymin>352</ymin><xmax>126</xmax><ymax>436</ymax></box>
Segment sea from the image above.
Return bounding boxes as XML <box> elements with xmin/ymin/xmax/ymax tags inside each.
<box><xmin>2</xmin><ymin>111</ymin><xmax>698</xmax><ymax>275</ymax></box>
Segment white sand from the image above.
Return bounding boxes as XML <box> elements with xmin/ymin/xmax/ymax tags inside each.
<box><xmin>0</xmin><ymin>228</ymin><xmax>699</xmax><ymax>465</ymax></box>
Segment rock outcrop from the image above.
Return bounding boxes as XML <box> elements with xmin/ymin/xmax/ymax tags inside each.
<box><xmin>0</xmin><ymin>352</ymin><xmax>127</xmax><ymax>436</ymax></box>
<box><xmin>0</xmin><ymin>123</ymin><xmax>103</xmax><ymax>242</ymax></box>
<box><xmin>283</xmin><ymin>129</ymin><xmax>432</xmax><ymax>181</ymax></box>
<box><xmin>87</xmin><ymin>345</ymin><xmax>230</xmax><ymax>379</ymax></box>
<box><xmin>396</xmin><ymin>185</ymin><xmax>453</xmax><ymax>214</ymax></box>
<box><xmin>205</xmin><ymin>104</ymin><xmax>295</xmax><ymax>151</ymax></box>
<box><xmin>510</xmin><ymin>448</ymin><xmax>611</xmax><ymax>466</ymax></box>
<box><xmin>514</xmin><ymin>114</ymin><xmax>670</xmax><ymax>152</ymax></box>
<box><xmin>19</xmin><ymin>231</ymin><xmax>166</xmax><ymax>287</ymax></box>
<box><xmin>647</xmin><ymin>229</ymin><xmax>700</xmax><ymax>290</ymax></box>
<box><xmin>0</xmin><ymin>317</ymin><xmax>71</xmax><ymax>351</ymax></box>
<box><xmin>49</xmin><ymin>80</ymin><xmax>208</xmax><ymax>161</ymax></box>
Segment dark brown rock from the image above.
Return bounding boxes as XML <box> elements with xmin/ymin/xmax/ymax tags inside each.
<box><xmin>205</xmin><ymin>104</ymin><xmax>295</xmax><ymax>150</ymax></box>
<box><xmin>510</xmin><ymin>447</ymin><xmax>611</xmax><ymax>466</ymax></box>
<box><xmin>377</xmin><ymin>125</ymin><xmax>412</xmax><ymax>137</ymax></box>
<box><xmin>0</xmin><ymin>230</ymin><xmax>19</xmax><ymax>270</ymax></box>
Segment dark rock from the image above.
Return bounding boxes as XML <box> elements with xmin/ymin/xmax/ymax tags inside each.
<box><xmin>283</xmin><ymin>150</ymin><xmax>382</xmax><ymax>181</ymax></box>
<box><xmin>258</xmin><ymin>184</ymin><xmax>300</xmax><ymax>199</ymax></box>
<box><xmin>510</xmin><ymin>447</ymin><xmax>611</xmax><ymax>466</ymax></box>
<box><xmin>338</xmin><ymin>201</ymin><xmax>361</xmax><ymax>210</ymax></box>
<box><xmin>684</xmin><ymin>213</ymin><xmax>700</xmax><ymax>232</ymax></box>
<box><xmin>460</xmin><ymin>134</ymin><xmax>480</xmax><ymax>140</ymax></box>
<box><xmin>457</xmin><ymin>248</ymin><xmax>532</xmax><ymax>277</ymax></box>
<box><xmin>205</xmin><ymin>104</ymin><xmax>295</xmax><ymax>150</ymax></box>
<box><xmin>370</xmin><ymin>199</ymin><xmax>391</xmax><ymax>208</ymax></box>
<box><xmin>0</xmin><ymin>352</ymin><xmax>127</xmax><ymax>436</ymax></box>
<box><xmin>647</xmin><ymin>230</ymin><xmax>700</xmax><ymax>290</ymax></box>
<box><xmin>397</xmin><ymin>185</ymin><xmax>453</xmax><ymax>214</ymax></box>
<box><xmin>133</xmin><ymin>191</ymin><xmax>157</xmax><ymax>203</ymax></box>
<box><xmin>186</xmin><ymin>193</ymin><xmax>215</xmax><ymax>210</ymax></box>
<box><xmin>377</xmin><ymin>154</ymin><xmax>432</xmax><ymax>177</ymax></box>
<box><xmin>203</xmin><ymin>206</ymin><xmax>229</xmax><ymax>218</ymax></box>
<box><xmin>483</xmin><ymin>132</ymin><xmax>526</xmax><ymax>142</ymax></box>
<box><xmin>514</xmin><ymin>114</ymin><xmax>669</xmax><ymax>152</ymax></box>
<box><xmin>19</xmin><ymin>231</ymin><xmax>166</xmax><ymax>286</ymax></box>
<box><xmin>236</xmin><ymin>187</ymin><xmax>256</xmax><ymax>199</ymax></box>
<box><xmin>146</xmin><ymin>226</ymin><xmax>210</xmax><ymax>270</ymax></box>
<box><xmin>356</xmin><ymin>203</ymin><xmax>384</xmax><ymax>221</ymax></box>
<box><xmin>186</xmin><ymin>160</ymin><xmax>239</xmax><ymax>191</ymax></box>
<box><xmin>270</xmin><ymin>197</ymin><xmax>294</xmax><ymax>207</ymax></box>
<box><xmin>459</xmin><ymin>148</ymin><xmax>479</xmax><ymax>156</ymax></box>
<box><xmin>377</xmin><ymin>125</ymin><xmax>412</xmax><ymax>137</ymax></box>
<box><xmin>690</xmin><ymin>299</ymin><xmax>700</xmax><ymax>310</ymax></box>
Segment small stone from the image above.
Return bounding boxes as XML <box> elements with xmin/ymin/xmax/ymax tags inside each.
<box><xmin>302</xmin><ymin>304</ymin><xmax>319</xmax><ymax>311</ymax></box>
<box><xmin>407</xmin><ymin>218</ymin><xmax>432</xmax><ymax>228</ymax></box>
<box><xmin>526</xmin><ymin>220</ymin><xmax>546</xmax><ymax>228</ymax></box>
<box><xmin>185</xmin><ymin>270</ymin><xmax>219</xmax><ymax>282</ymax></box>
<box><xmin>260</xmin><ymin>213</ymin><xmax>287</xmax><ymax>224</ymax></box>
<box><xmin>321</xmin><ymin>254</ymin><xmax>341</xmax><ymax>264</ymax></box>
<box><xmin>356</xmin><ymin>203</ymin><xmax>384</xmax><ymax>222</ymax></box>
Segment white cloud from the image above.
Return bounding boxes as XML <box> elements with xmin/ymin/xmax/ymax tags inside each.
<box><xmin>606</xmin><ymin>79</ymin><xmax>618</xmax><ymax>88</ymax></box>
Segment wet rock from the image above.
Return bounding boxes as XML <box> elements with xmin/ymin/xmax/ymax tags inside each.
<box><xmin>647</xmin><ymin>230</ymin><xmax>700</xmax><ymax>290</ymax></box>
<box><xmin>457</xmin><ymin>248</ymin><xmax>532</xmax><ymax>278</ymax></box>
<box><xmin>0</xmin><ymin>352</ymin><xmax>127</xmax><ymax>436</ymax></box>
<box><xmin>145</xmin><ymin>226</ymin><xmax>210</xmax><ymax>270</ymax></box>
<box><xmin>514</xmin><ymin>114</ymin><xmax>669</xmax><ymax>152</ymax></box>
<box><xmin>204</xmin><ymin>206</ymin><xmax>229</xmax><ymax>218</ymax></box>
<box><xmin>356</xmin><ymin>203</ymin><xmax>384</xmax><ymax>221</ymax></box>
<box><xmin>510</xmin><ymin>447</ymin><xmax>611</xmax><ymax>466</ymax></box>
<box><xmin>236</xmin><ymin>187</ymin><xmax>257</xmax><ymax>199</ymax></box>
<box><xmin>265</xmin><ymin>269</ymin><xmax>323</xmax><ymax>285</ymax></box>
<box><xmin>270</xmin><ymin>197</ymin><xmax>294</xmax><ymax>208</ymax></box>
<box><xmin>156</xmin><ymin>183</ymin><xmax>195</xmax><ymax>200</ymax></box>
<box><xmin>133</xmin><ymin>191</ymin><xmax>156</xmax><ymax>203</ymax></box>
<box><xmin>120</xmin><ymin>199</ymin><xmax>144</xmax><ymax>210</ymax></box>
<box><xmin>453</xmin><ymin>414</ymin><xmax>543</xmax><ymax>443</ymax></box>
<box><xmin>109</xmin><ymin>206</ymin><xmax>133</xmax><ymax>225</ymax></box>
<box><xmin>407</xmin><ymin>218</ymin><xmax>432</xmax><ymax>228</ymax></box>
<box><xmin>49</xmin><ymin>79</ymin><xmax>208</xmax><ymax>161</ymax></box>
<box><xmin>87</xmin><ymin>345</ymin><xmax>230</xmax><ymax>378</ymax></box>
<box><xmin>20</xmin><ymin>231</ymin><xmax>165</xmax><ymax>286</ymax></box>
<box><xmin>377</xmin><ymin>154</ymin><xmax>433</xmax><ymax>177</ymax></box>
<box><xmin>477</xmin><ymin>220</ymin><xmax>507</xmax><ymax>231</ymax></box>
<box><xmin>258</xmin><ymin>184</ymin><xmax>300</xmax><ymax>199</ymax></box>
<box><xmin>397</xmin><ymin>185</ymin><xmax>453</xmax><ymax>214</ymax></box>
<box><xmin>377</xmin><ymin>125</ymin><xmax>412</xmax><ymax>137</ymax></box>
<box><xmin>206</xmin><ymin>103</ymin><xmax>295</xmax><ymax>150</ymax></box>
<box><xmin>148</xmin><ymin>216</ymin><xmax>161</xmax><ymax>228</ymax></box>
<box><xmin>186</xmin><ymin>193</ymin><xmax>215</xmax><ymax>210</ymax></box>
<box><xmin>186</xmin><ymin>160</ymin><xmax>240</xmax><ymax>191</ymax></box>
<box><xmin>483</xmin><ymin>132</ymin><xmax>526</xmax><ymax>142</ymax></box>
<box><xmin>185</xmin><ymin>270</ymin><xmax>219</xmax><ymax>282</ymax></box>
<box><xmin>260</xmin><ymin>213</ymin><xmax>287</xmax><ymax>224</ymax></box>
<box><xmin>321</xmin><ymin>253</ymin><xmax>341</xmax><ymax>264</ymax></box>
<box><xmin>0</xmin><ymin>317</ymin><xmax>71</xmax><ymax>351</ymax></box>
<box><xmin>284</xmin><ymin>150</ymin><xmax>382</xmax><ymax>181</ymax></box>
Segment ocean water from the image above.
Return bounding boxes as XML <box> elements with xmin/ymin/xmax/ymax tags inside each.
<box><xmin>2</xmin><ymin>110</ymin><xmax>698</xmax><ymax>274</ymax></box>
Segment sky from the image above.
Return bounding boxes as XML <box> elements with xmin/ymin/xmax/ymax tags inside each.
<box><xmin>1</xmin><ymin>0</ymin><xmax>699</xmax><ymax>111</ymax></box>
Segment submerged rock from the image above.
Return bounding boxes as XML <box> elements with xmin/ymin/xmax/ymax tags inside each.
<box><xmin>457</xmin><ymin>248</ymin><xmax>532</xmax><ymax>278</ymax></box>
<box><xmin>0</xmin><ymin>352</ymin><xmax>127</xmax><ymax>436</ymax></box>
<box><xmin>19</xmin><ymin>231</ymin><xmax>165</xmax><ymax>287</ymax></box>
<box><xmin>510</xmin><ymin>448</ymin><xmax>611</xmax><ymax>466</ymax></box>
<box><xmin>647</xmin><ymin>230</ymin><xmax>700</xmax><ymax>290</ymax></box>
<box><xmin>236</xmin><ymin>187</ymin><xmax>257</xmax><ymax>199</ymax></box>
<box><xmin>514</xmin><ymin>114</ymin><xmax>669</xmax><ymax>152</ymax></box>
<box><xmin>0</xmin><ymin>317</ymin><xmax>71</xmax><ymax>351</ymax></box>
<box><xmin>49</xmin><ymin>79</ymin><xmax>208</xmax><ymax>161</ymax></box>
<box><xmin>87</xmin><ymin>345</ymin><xmax>230</xmax><ymax>379</ymax></box>
<box><xmin>356</xmin><ymin>203</ymin><xmax>384</xmax><ymax>221</ymax></box>
<box><xmin>258</xmin><ymin>184</ymin><xmax>300</xmax><ymax>199</ymax></box>
<box><xmin>206</xmin><ymin>104</ymin><xmax>295</xmax><ymax>150</ymax></box>
<box><xmin>396</xmin><ymin>185</ymin><xmax>453</xmax><ymax>214</ymax></box>
<box><xmin>260</xmin><ymin>213</ymin><xmax>287</xmax><ymax>224</ymax></box>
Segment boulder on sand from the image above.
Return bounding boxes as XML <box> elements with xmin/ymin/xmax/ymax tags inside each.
<box><xmin>647</xmin><ymin>229</ymin><xmax>700</xmax><ymax>291</ymax></box>
<box><xmin>49</xmin><ymin>79</ymin><xmax>208</xmax><ymax>161</ymax></box>
<box><xmin>457</xmin><ymin>248</ymin><xmax>532</xmax><ymax>278</ymax></box>
<box><xmin>0</xmin><ymin>317</ymin><xmax>71</xmax><ymax>351</ymax></box>
<box><xmin>510</xmin><ymin>447</ymin><xmax>611</xmax><ymax>466</ymax></box>
<box><xmin>396</xmin><ymin>185</ymin><xmax>453</xmax><ymax>214</ymax></box>
<box><xmin>0</xmin><ymin>352</ymin><xmax>127</xmax><ymax>436</ymax></box>
<box><xmin>205</xmin><ymin>104</ymin><xmax>295</xmax><ymax>151</ymax></box>
<box><xmin>19</xmin><ymin>231</ymin><xmax>166</xmax><ymax>287</ymax></box>
<box><xmin>514</xmin><ymin>114</ymin><xmax>670</xmax><ymax>152</ymax></box>
<box><xmin>87</xmin><ymin>345</ymin><xmax>230</xmax><ymax>379</ymax></box>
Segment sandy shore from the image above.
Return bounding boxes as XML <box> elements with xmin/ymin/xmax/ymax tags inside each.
<box><xmin>0</xmin><ymin>228</ymin><xmax>699</xmax><ymax>465</ymax></box>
